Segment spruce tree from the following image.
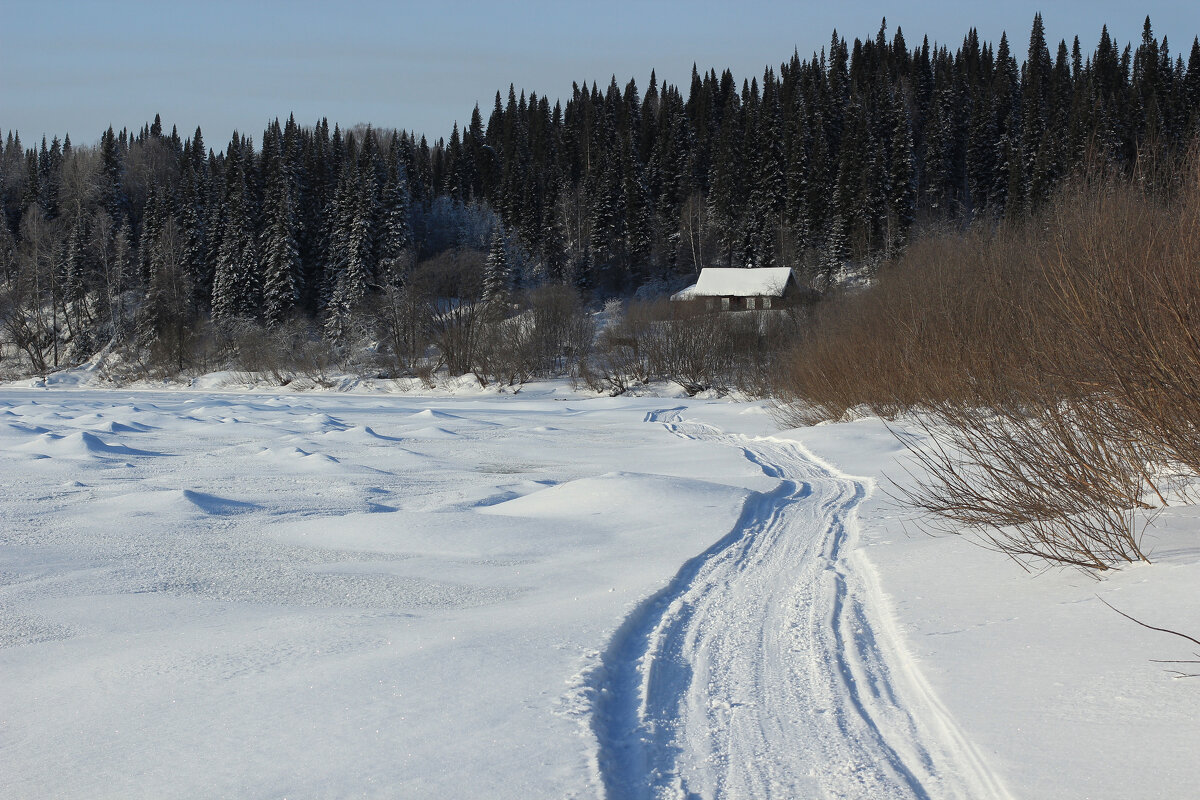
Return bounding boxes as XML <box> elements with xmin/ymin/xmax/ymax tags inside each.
<box><xmin>707</xmin><ymin>97</ymin><xmax>745</xmax><ymax>267</ymax></box>
<box><xmin>1021</xmin><ymin>14</ymin><xmax>1054</xmax><ymax>212</ymax></box>
<box><xmin>212</xmin><ymin>136</ymin><xmax>260</xmax><ymax>321</ymax></box>
<box><xmin>324</xmin><ymin>162</ymin><xmax>376</xmax><ymax>341</ymax></box>
<box><xmin>886</xmin><ymin>89</ymin><xmax>916</xmax><ymax>253</ymax></box>
<box><xmin>750</xmin><ymin>75</ymin><xmax>785</xmax><ymax>267</ymax></box>
<box><xmin>0</xmin><ymin>209</ymin><xmax>16</xmax><ymax>283</ymax></box>
<box><xmin>61</xmin><ymin>213</ymin><xmax>94</xmax><ymax>352</ymax></box>
<box><xmin>138</xmin><ymin>185</ymin><xmax>167</xmax><ymax>292</ymax></box>
<box><xmin>482</xmin><ymin>227</ymin><xmax>512</xmax><ymax>307</ymax></box>
<box><xmin>819</xmin><ymin>205</ymin><xmax>850</xmax><ymax>286</ymax></box>
<box><xmin>261</xmin><ymin>124</ymin><xmax>301</xmax><ymax>326</ymax></box>
<box><xmin>784</xmin><ymin>95</ymin><xmax>812</xmax><ymax>260</ymax></box>
<box><xmin>992</xmin><ymin>32</ymin><xmax>1021</xmax><ymax>212</ymax></box>
<box><xmin>138</xmin><ymin>218</ymin><xmax>192</xmax><ymax>371</ymax></box>
<box><xmin>378</xmin><ymin>154</ymin><xmax>414</xmax><ymax>282</ymax></box>
<box><xmin>98</xmin><ymin>126</ymin><xmax>124</xmax><ymax>220</ymax></box>
<box><xmin>261</xmin><ymin>191</ymin><xmax>300</xmax><ymax>326</ymax></box>
<box><xmin>110</xmin><ymin>217</ymin><xmax>134</xmax><ymax>340</ymax></box>
<box><xmin>178</xmin><ymin>146</ymin><xmax>211</xmax><ymax>312</ymax></box>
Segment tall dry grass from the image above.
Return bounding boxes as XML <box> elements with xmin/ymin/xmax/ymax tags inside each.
<box><xmin>773</xmin><ymin>145</ymin><xmax>1200</xmax><ymax>570</ymax></box>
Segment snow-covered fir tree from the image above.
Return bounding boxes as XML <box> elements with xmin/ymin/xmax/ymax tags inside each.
<box><xmin>212</xmin><ymin>136</ymin><xmax>261</xmax><ymax>321</ymax></box>
<box><xmin>482</xmin><ymin>227</ymin><xmax>511</xmax><ymax>306</ymax></box>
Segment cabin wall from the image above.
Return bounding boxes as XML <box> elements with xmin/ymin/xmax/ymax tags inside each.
<box><xmin>697</xmin><ymin>295</ymin><xmax>781</xmax><ymax>311</ymax></box>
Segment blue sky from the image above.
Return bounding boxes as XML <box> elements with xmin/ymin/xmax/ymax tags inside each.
<box><xmin>2</xmin><ymin>1</ymin><xmax>1196</xmax><ymax>147</ymax></box>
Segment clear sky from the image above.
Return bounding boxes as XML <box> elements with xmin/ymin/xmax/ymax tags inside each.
<box><xmin>2</xmin><ymin>1</ymin><xmax>1197</xmax><ymax>148</ymax></box>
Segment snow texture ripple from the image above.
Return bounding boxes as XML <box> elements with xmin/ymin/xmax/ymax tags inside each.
<box><xmin>589</xmin><ymin>408</ymin><xmax>1012</xmax><ymax>800</ymax></box>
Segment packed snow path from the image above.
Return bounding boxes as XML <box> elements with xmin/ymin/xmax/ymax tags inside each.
<box><xmin>591</xmin><ymin>408</ymin><xmax>1010</xmax><ymax>800</ymax></box>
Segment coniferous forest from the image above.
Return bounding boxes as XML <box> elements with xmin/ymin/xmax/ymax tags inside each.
<box><xmin>2</xmin><ymin>15</ymin><xmax>1200</xmax><ymax>381</ymax></box>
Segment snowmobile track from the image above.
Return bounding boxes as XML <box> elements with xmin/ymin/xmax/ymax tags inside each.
<box><xmin>588</xmin><ymin>407</ymin><xmax>1011</xmax><ymax>800</ymax></box>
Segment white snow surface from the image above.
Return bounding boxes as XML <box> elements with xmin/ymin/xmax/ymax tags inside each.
<box><xmin>1</xmin><ymin>386</ymin><xmax>1197</xmax><ymax>798</ymax></box>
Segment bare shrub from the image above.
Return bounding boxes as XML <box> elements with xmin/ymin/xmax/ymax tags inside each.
<box><xmin>1101</xmin><ymin>599</ymin><xmax>1200</xmax><ymax>679</ymax></box>
<box><xmin>580</xmin><ymin>298</ymin><xmax>803</xmax><ymax>397</ymax></box>
<box><xmin>1035</xmin><ymin>154</ymin><xmax>1200</xmax><ymax>477</ymax></box>
<box><xmin>3</xmin><ymin>211</ymin><xmax>58</xmax><ymax>376</ymax></box>
<box><xmin>885</xmin><ymin>196</ymin><xmax>1179</xmax><ymax>570</ymax></box>
<box><xmin>416</xmin><ymin>249</ymin><xmax>486</xmax><ymax>376</ymax></box>
<box><xmin>897</xmin><ymin>399</ymin><xmax>1155</xmax><ymax>571</ymax></box>
<box><xmin>581</xmin><ymin>300</ymin><xmax>657</xmax><ymax>394</ymax></box>
<box><xmin>773</xmin><ymin>143</ymin><xmax>1200</xmax><ymax>571</ymax></box>
<box><xmin>430</xmin><ymin>296</ymin><xmax>484</xmax><ymax>377</ymax></box>
<box><xmin>412</xmin><ymin>358</ymin><xmax>437</xmax><ymax>388</ymax></box>
<box><xmin>228</xmin><ymin>319</ymin><xmax>336</xmax><ymax>387</ymax></box>
<box><xmin>473</xmin><ymin>285</ymin><xmax>594</xmax><ymax>388</ymax></box>
<box><xmin>642</xmin><ymin>304</ymin><xmax>731</xmax><ymax>396</ymax></box>
<box><xmin>185</xmin><ymin>319</ymin><xmax>227</xmax><ymax>377</ymax></box>
<box><xmin>525</xmin><ymin>285</ymin><xmax>594</xmax><ymax>375</ymax></box>
<box><xmin>230</xmin><ymin>322</ymin><xmax>288</xmax><ymax>385</ymax></box>
<box><xmin>771</xmin><ymin>221</ymin><xmax>1044</xmax><ymax>426</ymax></box>
<box><xmin>727</xmin><ymin>308</ymin><xmax>806</xmax><ymax>398</ymax></box>
<box><xmin>370</xmin><ymin>258</ymin><xmax>434</xmax><ymax>375</ymax></box>
<box><xmin>473</xmin><ymin>317</ymin><xmax>534</xmax><ymax>388</ymax></box>
<box><xmin>2</xmin><ymin>293</ymin><xmax>56</xmax><ymax>377</ymax></box>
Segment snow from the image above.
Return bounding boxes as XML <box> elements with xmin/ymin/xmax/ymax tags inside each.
<box><xmin>1</xmin><ymin>386</ymin><xmax>1197</xmax><ymax>798</ymax></box>
<box><xmin>670</xmin><ymin>267</ymin><xmax>796</xmax><ymax>300</ymax></box>
<box><xmin>781</xmin><ymin>417</ymin><xmax>1200</xmax><ymax>799</ymax></box>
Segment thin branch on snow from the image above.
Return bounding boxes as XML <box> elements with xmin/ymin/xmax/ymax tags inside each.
<box><xmin>1098</xmin><ymin>596</ymin><xmax>1200</xmax><ymax>678</ymax></box>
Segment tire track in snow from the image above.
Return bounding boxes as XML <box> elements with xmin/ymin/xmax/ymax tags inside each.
<box><xmin>587</xmin><ymin>407</ymin><xmax>1011</xmax><ymax>800</ymax></box>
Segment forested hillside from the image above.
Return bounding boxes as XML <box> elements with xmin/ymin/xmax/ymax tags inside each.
<box><xmin>1</xmin><ymin>15</ymin><xmax>1198</xmax><ymax>378</ymax></box>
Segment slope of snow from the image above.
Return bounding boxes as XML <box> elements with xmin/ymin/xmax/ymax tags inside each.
<box><xmin>481</xmin><ymin>471</ymin><xmax>748</xmax><ymax>521</ymax></box>
<box><xmin>0</xmin><ymin>388</ymin><xmax>1197</xmax><ymax>798</ymax></box>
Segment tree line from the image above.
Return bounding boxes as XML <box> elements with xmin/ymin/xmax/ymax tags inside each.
<box><xmin>1</xmin><ymin>15</ymin><xmax>1199</xmax><ymax>376</ymax></box>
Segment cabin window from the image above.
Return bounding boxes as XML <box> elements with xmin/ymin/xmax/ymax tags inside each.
<box><xmin>762</xmin><ymin>297</ymin><xmax>772</xmax><ymax>309</ymax></box>
<box><xmin>721</xmin><ymin>297</ymin><xmax>730</xmax><ymax>310</ymax></box>
<box><xmin>706</xmin><ymin>299</ymin><xmax>714</xmax><ymax>310</ymax></box>
<box><xmin>745</xmin><ymin>297</ymin><xmax>756</xmax><ymax>310</ymax></box>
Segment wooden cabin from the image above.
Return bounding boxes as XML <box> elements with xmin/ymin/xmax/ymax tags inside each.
<box><xmin>670</xmin><ymin>267</ymin><xmax>815</xmax><ymax>311</ymax></box>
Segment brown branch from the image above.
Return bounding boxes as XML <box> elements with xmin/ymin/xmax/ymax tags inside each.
<box><xmin>1098</xmin><ymin>597</ymin><xmax>1200</xmax><ymax>648</ymax></box>
<box><xmin>1098</xmin><ymin>596</ymin><xmax>1200</xmax><ymax>678</ymax></box>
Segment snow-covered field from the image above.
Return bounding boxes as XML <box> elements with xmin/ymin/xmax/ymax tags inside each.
<box><xmin>1</xmin><ymin>385</ymin><xmax>1197</xmax><ymax>798</ymax></box>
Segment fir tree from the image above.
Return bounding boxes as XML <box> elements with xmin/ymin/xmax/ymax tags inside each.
<box><xmin>783</xmin><ymin>96</ymin><xmax>812</xmax><ymax>260</ymax></box>
<box><xmin>261</xmin><ymin>124</ymin><xmax>301</xmax><ymax>325</ymax></box>
<box><xmin>378</xmin><ymin>152</ymin><xmax>414</xmax><ymax>281</ymax></box>
<box><xmin>886</xmin><ymin>89</ymin><xmax>916</xmax><ymax>253</ymax></box>
<box><xmin>482</xmin><ymin>226</ymin><xmax>512</xmax><ymax>306</ymax></box>
<box><xmin>750</xmin><ymin>75</ymin><xmax>785</xmax><ymax>267</ymax></box>
<box><xmin>324</xmin><ymin>161</ymin><xmax>376</xmax><ymax>341</ymax></box>
<box><xmin>261</xmin><ymin>190</ymin><xmax>300</xmax><ymax>325</ymax></box>
<box><xmin>98</xmin><ymin>126</ymin><xmax>124</xmax><ymax>220</ymax></box>
<box><xmin>212</xmin><ymin>135</ymin><xmax>261</xmax><ymax>321</ymax></box>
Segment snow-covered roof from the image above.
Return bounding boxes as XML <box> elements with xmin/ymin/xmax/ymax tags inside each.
<box><xmin>671</xmin><ymin>283</ymin><xmax>700</xmax><ymax>301</ymax></box>
<box><xmin>671</xmin><ymin>267</ymin><xmax>796</xmax><ymax>300</ymax></box>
